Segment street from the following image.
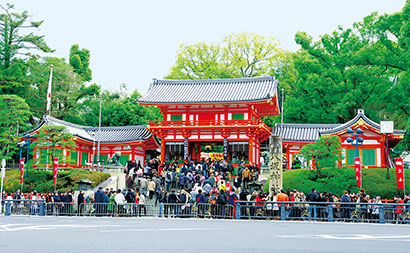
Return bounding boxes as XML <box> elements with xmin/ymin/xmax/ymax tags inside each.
<box><xmin>0</xmin><ymin>217</ymin><xmax>409</xmax><ymax>252</ymax></box>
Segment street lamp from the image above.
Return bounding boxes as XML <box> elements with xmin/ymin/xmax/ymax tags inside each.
<box><xmin>91</xmin><ymin>132</ymin><xmax>96</xmax><ymax>171</ymax></box>
<box><xmin>97</xmin><ymin>93</ymin><xmax>102</xmax><ymax>170</ymax></box>
<box><xmin>346</xmin><ymin>127</ymin><xmax>364</xmax><ymax>186</ymax></box>
<box><xmin>346</xmin><ymin>128</ymin><xmax>364</xmax><ymax>158</ymax></box>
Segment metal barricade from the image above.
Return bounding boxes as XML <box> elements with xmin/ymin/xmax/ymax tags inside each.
<box><xmin>197</xmin><ymin>203</ymin><xmax>234</xmax><ymax>219</ymax></box>
<box><xmin>3</xmin><ymin>199</ymin><xmax>46</xmax><ymax>216</ymax></box>
<box><xmin>78</xmin><ymin>203</ymin><xmax>157</xmax><ymax>217</ymax></box>
<box><xmin>236</xmin><ymin>201</ymin><xmax>410</xmax><ymax>224</ymax></box>
<box><xmin>46</xmin><ymin>202</ymin><xmax>78</xmax><ymax>216</ymax></box>
<box><xmin>161</xmin><ymin>203</ymin><xmax>196</xmax><ymax>218</ymax></box>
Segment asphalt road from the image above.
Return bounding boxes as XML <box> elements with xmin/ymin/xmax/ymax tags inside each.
<box><xmin>0</xmin><ymin>216</ymin><xmax>409</xmax><ymax>252</ymax></box>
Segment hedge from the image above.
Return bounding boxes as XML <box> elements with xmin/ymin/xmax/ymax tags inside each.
<box><xmin>3</xmin><ymin>168</ymin><xmax>110</xmax><ymax>193</ymax></box>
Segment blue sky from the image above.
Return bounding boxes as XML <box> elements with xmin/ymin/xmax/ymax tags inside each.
<box><xmin>6</xmin><ymin>0</ymin><xmax>407</xmax><ymax>95</ymax></box>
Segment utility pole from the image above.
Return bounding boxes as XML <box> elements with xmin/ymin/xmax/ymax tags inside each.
<box><xmin>97</xmin><ymin>94</ymin><xmax>102</xmax><ymax>170</ymax></box>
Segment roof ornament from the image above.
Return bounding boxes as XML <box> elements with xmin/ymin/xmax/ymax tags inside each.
<box><xmin>358</xmin><ymin>108</ymin><xmax>365</xmax><ymax>115</ymax></box>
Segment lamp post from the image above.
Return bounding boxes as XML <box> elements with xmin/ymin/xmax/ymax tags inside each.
<box><xmin>346</xmin><ymin>127</ymin><xmax>364</xmax><ymax>186</ymax></box>
<box><xmin>97</xmin><ymin>93</ymin><xmax>102</xmax><ymax>170</ymax></box>
<box><xmin>0</xmin><ymin>159</ymin><xmax>5</xmax><ymax>214</ymax></box>
<box><xmin>91</xmin><ymin>132</ymin><xmax>96</xmax><ymax>171</ymax></box>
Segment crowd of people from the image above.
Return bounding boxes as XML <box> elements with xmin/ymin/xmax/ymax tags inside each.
<box><xmin>1</xmin><ymin>158</ymin><xmax>410</xmax><ymax>223</ymax></box>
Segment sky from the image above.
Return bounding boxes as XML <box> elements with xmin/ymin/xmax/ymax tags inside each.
<box><xmin>5</xmin><ymin>0</ymin><xmax>407</xmax><ymax>96</ymax></box>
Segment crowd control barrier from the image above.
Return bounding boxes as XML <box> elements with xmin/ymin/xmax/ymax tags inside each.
<box><xmin>3</xmin><ymin>199</ymin><xmax>410</xmax><ymax>224</ymax></box>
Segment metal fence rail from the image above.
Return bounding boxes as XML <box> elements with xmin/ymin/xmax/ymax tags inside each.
<box><xmin>235</xmin><ymin>201</ymin><xmax>410</xmax><ymax>224</ymax></box>
<box><xmin>1</xmin><ymin>199</ymin><xmax>46</xmax><ymax>216</ymax></box>
<box><xmin>2</xmin><ymin>199</ymin><xmax>410</xmax><ymax>224</ymax></box>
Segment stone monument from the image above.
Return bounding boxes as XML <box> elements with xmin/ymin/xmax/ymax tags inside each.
<box><xmin>269</xmin><ymin>135</ymin><xmax>283</xmax><ymax>192</ymax></box>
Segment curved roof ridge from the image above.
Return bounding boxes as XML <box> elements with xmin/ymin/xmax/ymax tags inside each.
<box><xmin>153</xmin><ymin>76</ymin><xmax>275</xmax><ymax>85</ymax></box>
<box><xmin>139</xmin><ymin>76</ymin><xmax>278</xmax><ymax>104</ymax></box>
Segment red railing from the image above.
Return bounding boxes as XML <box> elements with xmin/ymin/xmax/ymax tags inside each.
<box><xmin>148</xmin><ymin>119</ymin><xmax>271</xmax><ymax>130</ymax></box>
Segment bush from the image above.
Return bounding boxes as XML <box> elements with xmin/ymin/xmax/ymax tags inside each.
<box><xmin>3</xmin><ymin>168</ymin><xmax>110</xmax><ymax>193</ymax></box>
<box><xmin>263</xmin><ymin>167</ymin><xmax>408</xmax><ymax>199</ymax></box>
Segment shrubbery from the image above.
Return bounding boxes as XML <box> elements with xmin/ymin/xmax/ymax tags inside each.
<box><xmin>264</xmin><ymin>167</ymin><xmax>408</xmax><ymax>199</ymax></box>
<box><xmin>3</xmin><ymin>168</ymin><xmax>110</xmax><ymax>192</ymax></box>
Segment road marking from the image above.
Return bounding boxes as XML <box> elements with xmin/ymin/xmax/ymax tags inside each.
<box><xmin>0</xmin><ymin>224</ymin><xmax>122</xmax><ymax>232</ymax></box>
<box><xmin>100</xmin><ymin>228</ymin><xmax>224</xmax><ymax>233</ymax></box>
<box><xmin>278</xmin><ymin>234</ymin><xmax>410</xmax><ymax>241</ymax></box>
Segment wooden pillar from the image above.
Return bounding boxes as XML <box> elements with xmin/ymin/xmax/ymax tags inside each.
<box><xmin>160</xmin><ymin>138</ymin><xmax>166</xmax><ymax>164</ymax></box>
<box><xmin>248</xmin><ymin>138</ymin><xmax>253</xmax><ymax>166</ymax></box>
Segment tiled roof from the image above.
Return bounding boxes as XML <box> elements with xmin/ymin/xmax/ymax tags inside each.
<box><xmin>272</xmin><ymin>123</ymin><xmax>340</xmax><ymax>142</ymax></box>
<box><xmin>272</xmin><ymin>109</ymin><xmax>406</xmax><ymax>142</ymax></box>
<box><xmin>24</xmin><ymin>115</ymin><xmax>152</xmax><ymax>144</ymax></box>
<box><xmin>138</xmin><ymin>76</ymin><xmax>278</xmax><ymax>104</ymax></box>
<box><xmin>320</xmin><ymin>109</ymin><xmax>406</xmax><ymax>135</ymax></box>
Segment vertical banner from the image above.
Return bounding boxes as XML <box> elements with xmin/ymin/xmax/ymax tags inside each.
<box><xmin>355</xmin><ymin>157</ymin><xmax>361</xmax><ymax>188</ymax></box>
<box><xmin>395</xmin><ymin>158</ymin><xmax>404</xmax><ymax>189</ymax></box>
<box><xmin>183</xmin><ymin>138</ymin><xmax>188</xmax><ymax>161</ymax></box>
<box><xmin>20</xmin><ymin>158</ymin><xmax>25</xmax><ymax>185</ymax></box>
<box><xmin>223</xmin><ymin>138</ymin><xmax>228</xmax><ymax>160</ymax></box>
<box><xmin>53</xmin><ymin>157</ymin><xmax>59</xmax><ymax>185</ymax></box>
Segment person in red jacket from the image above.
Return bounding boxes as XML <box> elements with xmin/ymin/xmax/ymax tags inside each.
<box><xmin>394</xmin><ymin>195</ymin><xmax>405</xmax><ymax>224</ymax></box>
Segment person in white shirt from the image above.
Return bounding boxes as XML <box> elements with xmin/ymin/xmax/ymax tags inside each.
<box><xmin>115</xmin><ymin>189</ymin><xmax>126</xmax><ymax>215</ymax></box>
<box><xmin>138</xmin><ymin>193</ymin><xmax>146</xmax><ymax>216</ymax></box>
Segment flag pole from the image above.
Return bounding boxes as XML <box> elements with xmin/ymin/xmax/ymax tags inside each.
<box><xmin>46</xmin><ymin>64</ymin><xmax>54</xmax><ymax>116</ymax></box>
<box><xmin>45</xmin><ymin>64</ymin><xmax>53</xmax><ymax>171</ymax></box>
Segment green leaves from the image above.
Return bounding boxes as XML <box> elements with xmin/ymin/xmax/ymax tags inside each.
<box><xmin>35</xmin><ymin>125</ymin><xmax>76</xmax><ymax>164</ymax></box>
<box><xmin>166</xmin><ymin>32</ymin><xmax>284</xmax><ymax>80</ymax></box>
<box><xmin>69</xmin><ymin>44</ymin><xmax>92</xmax><ymax>82</ymax></box>
<box><xmin>300</xmin><ymin>136</ymin><xmax>342</xmax><ymax>171</ymax></box>
<box><xmin>0</xmin><ymin>94</ymin><xmax>31</xmax><ymax>160</ymax></box>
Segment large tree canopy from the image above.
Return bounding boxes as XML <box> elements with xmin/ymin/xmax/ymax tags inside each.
<box><xmin>166</xmin><ymin>32</ymin><xmax>284</xmax><ymax>79</ymax></box>
<box><xmin>0</xmin><ymin>94</ymin><xmax>31</xmax><ymax>160</ymax></box>
<box><xmin>0</xmin><ymin>4</ymin><xmax>53</xmax><ymax>93</ymax></box>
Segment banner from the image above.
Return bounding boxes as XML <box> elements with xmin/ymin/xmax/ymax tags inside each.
<box><xmin>354</xmin><ymin>157</ymin><xmax>361</xmax><ymax>188</ymax></box>
<box><xmin>53</xmin><ymin>157</ymin><xmax>59</xmax><ymax>185</ymax></box>
<box><xmin>183</xmin><ymin>138</ymin><xmax>188</xmax><ymax>161</ymax></box>
<box><xmin>200</xmin><ymin>152</ymin><xmax>223</xmax><ymax>160</ymax></box>
<box><xmin>223</xmin><ymin>138</ymin><xmax>228</xmax><ymax>161</ymax></box>
<box><xmin>395</xmin><ymin>158</ymin><xmax>404</xmax><ymax>189</ymax></box>
<box><xmin>20</xmin><ymin>158</ymin><xmax>24</xmax><ymax>185</ymax></box>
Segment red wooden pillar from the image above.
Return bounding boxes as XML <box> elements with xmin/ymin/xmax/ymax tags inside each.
<box><xmin>248</xmin><ymin>138</ymin><xmax>253</xmax><ymax>166</ymax></box>
<box><xmin>160</xmin><ymin>138</ymin><xmax>166</xmax><ymax>165</ymax></box>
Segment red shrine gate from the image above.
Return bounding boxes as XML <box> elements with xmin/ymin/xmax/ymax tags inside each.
<box><xmin>139</xmin><ymin>76</ymin><xmax>280</xmax><ymax>169</ymax></box>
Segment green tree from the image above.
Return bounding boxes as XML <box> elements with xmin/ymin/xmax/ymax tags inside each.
<box><xmin>35</xmin><ymin>125</ymin><xmax>75</xmax><ymax>165</ymax></box>
<box><xmin>284</xmin><ymin>1</ymin><xmax>410</xmax><ymax>150</ymax></box>
<box><xmin>300</xmin><ymin>136</ymin><xmax>342</xmax><ymax>174</ymax></box>
<box><xmin>166</xmin><ymin>32</ymin><xmax>284</xmax><ymax>79</ymax></box>
<box><xmin>78</xmin><ymin>87</ymin><xmax>161</xmax><ymax>127</ymax></box>
<box><xmin>0</xmin><ymin>3</ymin><xmax>53</xmax><ymax>92</ymax></box>
<box><xmin>0</xmin><ymin>94</ymin><xmax>31</xmax><ymax>160</ymax></box>
<box><xmin>69</xmin><ymin>44</ymin><xmax>92</xmax><ymax>82</ymax></box>
<box><xmin>23</xmin><ymin>56</ymin><xmax>99</xmax><ymax>119</ymax></box>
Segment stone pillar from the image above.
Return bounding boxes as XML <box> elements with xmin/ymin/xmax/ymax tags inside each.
<box><xmin>269</xmin><ymin>135</ymin><xmax>283</xmax><ymax>192</ymax></box>
<box><xmin>223</xmin><ymin>138</ymin><xmax>228</xmax><ymax>161</ymax></box>
<box><xmin>184</xmin><ymin>138</ymin><xmax>189</xmax><ymax>161</ymax></box>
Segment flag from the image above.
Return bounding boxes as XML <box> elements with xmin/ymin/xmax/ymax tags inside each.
<box><xmin>53</xmin><ymin>157</ymin><xmax>59</xmax><ymax>185</ymax></box>
<box><xmin>354</xmin><ymin>157</ymin><xmax>361</xmax><ymax>188</ymax></box>
<box><xmin>46</xmin><ymin>65</ymin><xmax>54</xmax><ymax>113</ymax></box>
<box><xmin>395</xmin><ymin>158</ymin><xmax>404</xmax><ymax>189</ymax></box>
<box><xmin>20</xmin><ymin>158</ymin><xmax>25</xmax><ymax>185</ymax></box>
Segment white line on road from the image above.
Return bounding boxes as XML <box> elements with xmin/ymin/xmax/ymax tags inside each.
<box><xmin>278</xmin><ymin>234</ymin><xmax>410</xmax><ymax>241</ymax></box>
<box><xmin>100</xmin><ymin>228</ymin><xmax>224</xmax><ymax>233</ymax></box>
